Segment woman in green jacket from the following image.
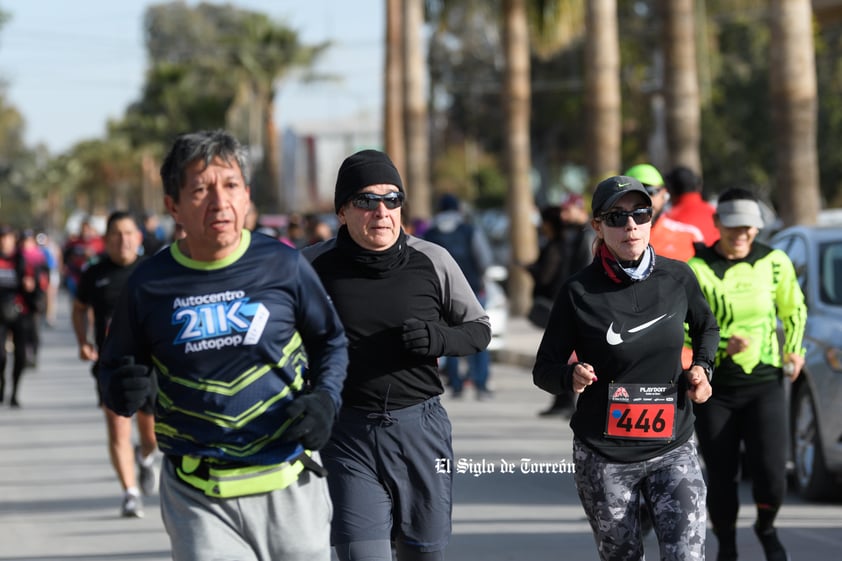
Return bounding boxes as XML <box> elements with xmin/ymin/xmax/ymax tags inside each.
<box><xmin>688</xmin><ymin>188</ymin><xmax>807</xmax><ymax>561</ymax></box>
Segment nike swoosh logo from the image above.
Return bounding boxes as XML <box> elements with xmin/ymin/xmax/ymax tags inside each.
<box><xmin>617</xmin><ymin>182</ymin><xmax>630</xmax><ymax>187</ymax></box>
<box><xmin>628</xmin><ymin>314</ymin><xmax>669</xmax><ymax>333</ymax></box>
<box><xmin>606</xmin><ymin>323</ymin><xmax>624</xmax><ymax>345</ymax></box>
<box><xmin>605</xmin><ymin>313</ymin><xmax>673</xmax><ymax>345</ymax></box>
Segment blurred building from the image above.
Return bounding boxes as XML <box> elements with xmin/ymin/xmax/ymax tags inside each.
<box><xmin>281</xmin><ymin>112</ymin><xmax>381</xmax><ymax>214</ymax></box>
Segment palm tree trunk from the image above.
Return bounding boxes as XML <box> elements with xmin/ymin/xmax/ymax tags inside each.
<box><xmin>584</xmin><ymin>0</ymin><xmax>621</xmax><ymax>182</ymax></box>
<box><xmin>503</xmin><ymin>0</ymin><xmax>537</xmax><ymax>316</ymax></box>
<box><xmin>662</xmin><ymin>0</ymin><xmax>702</xmax><ymax>174</ymax></box>
<box><xmin>769</xmin><ymin>0</ymin><xmax>820</xmax><ymax>226</ymax></box>
<box><xmin>262</xmin><ymin>93</ymin><xmax>283</xmax><ymax>213</ymax></box>
<box><xmin>384</xmin><ymin>0</ymin><xmax>406</xmax><ymax>179</ymax></box>
<box><xmin>404</xmin><ymin>0</ymin><xmax>432</xmax><ymax>220</ymax></box>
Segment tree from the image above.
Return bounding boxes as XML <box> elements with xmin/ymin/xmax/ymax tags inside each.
<box><xmin>384</xmin><ymin>0</ymin><xmax>407</xmax><ymax>179</ymax></box>
<box><xmin>117</xmin><ymin>62</ymin><xmax>233</xmax><ymax>148</ymax></box>
<box><xmin>420</xmin><ymin>0</ymin><xmax>840</xmax><ymax>258</ymax></box>
<box><xmin>121</xmin><ymin>2</ymin><xmax>324</xmax><ymax>212</ymax></box>
<box><xmin>428</xmin><ymin>0</ymin><xmax>587</xmax><ymax>314</ymax></box>
<box><xmin>769</xmin><ymin>0</ymin><xmax>820</xmax><ymax>226</ymax></box>
<box><xmin>225</xmin><ymin>11</ymin><xmax>328</xmax><ymax>213</ymax></box>
<box><xmin>404</xmin><ymin>0</ymin><xmax>433</xmax><ymax>220</ymax></box>
<box><xmin>525</xmin><ymin>0</ymin><xmax>585</xmax><ymax>57</ymax></box>
<box><xmin>662</xmin><ymin>0</ymin><xmax>701</xmax><ymax>173</ymax></box>
<box><xmin>67</xmin><ymin>138</ymin><xmax>143</xmax><ymax>213</ymax></box>
<box><xmin>815</xmin><ymin>13</ymin><xmax>842</xmax><ymax>207</ymax></box>
<box><xmin>584</xmin><ymin>0</ymin><xmax>621</xmax><ymax>182</ymax></box>
<box><xmin>503</xmin><ymin>0</ymin><xmax>537</xmax><ymax>315</ymax></box>
<box><xmin>427</xmin><ymin>1</ymin><xmax>512</xmax><ymax>210</ymax></box>
<box><xmin>427</xmin><ymin>1</ymin><xmax>506</xmax><ymax>155</ymax></box>
<box><xmin>0</xmin><ymin>8</ymin><xmax>35</xmax><ymax>223</ymax></box>
<box><xmin>698</xmin><ymin>15</ymin><xmax>774</xmax><ymax>195</ymax></box>
<box><xmin>26</xmin><ymin>150</ymin><xmax>83</xmax><ymax>232</ymax></box>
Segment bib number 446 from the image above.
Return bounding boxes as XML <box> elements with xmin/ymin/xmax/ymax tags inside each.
<box><xmin>609</xmin><ymin>404</ymin><xmax>671</xmax><ymax>437</ymax></box>
<box><xmin>605</xmin><ymin>383</ymin><xmax>677</xmax><ymax>441</ymax></box>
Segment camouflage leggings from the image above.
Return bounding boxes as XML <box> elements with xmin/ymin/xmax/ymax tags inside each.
<box><xmin>573</xmin><ymin>438</ymin><xmax>707</xmax><ymax>561</ymax></box>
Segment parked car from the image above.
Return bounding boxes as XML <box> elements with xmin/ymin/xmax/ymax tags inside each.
<box><xmin>770</xmin><ymin>225</ymin><xmax>842</xmax><ymax>500</ymax></box>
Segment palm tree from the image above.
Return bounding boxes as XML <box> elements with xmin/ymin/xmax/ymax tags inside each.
<box><xmin>384</xmin><ymin>0</ymin><xmax>406</xmax><ymax>179</ymax></box>
<box><xmin>769</xmin><ymin>0</ymin><xmax>820</xmax><ymax>225</ymax></box>
<box><xmin>503</xmin><ymin>0</ymin><xmax>538</xmax><ymax>315</ymax></box>
<box><xmin>404</xmin><ymin>0</ymin><xmax>433</xmax><ymax>220</ymax></box>
<box><xmin>662</xmin><ymin>0</ymin><xmax>701</xmax><ymax>174</ymax></box>
<box><xmin>227</xmin><ymin>12</ymin><xmax>326</xmax><ymax>213</ymax></box>
<box><xmin>140</xmin><ymin>3</ymin><xmax>325</xmax><ymax>213</ymax></box>
<box><xmin>584</xmin><ymin>0</ymin><xmax>620</xmax><ymax>183</ymax></box>
<box><xmin>425</xmin><ymin>0</ymin><xmax>581</xmax><ymax>315</ymax></box>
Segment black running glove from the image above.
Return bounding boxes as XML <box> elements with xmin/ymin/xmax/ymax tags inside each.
<box><xmin>402</xmin><ymin>318</ymin><xmax>444</xmax><ymax>357</ymax></box>
<box><xmin>283</xmin><ymin>390</ymin><xmax>336</xmax><ymax>451</ymax></box>
<box><xmin>107</xmin><ymin>357</ymin><xmax>151</xmax><ymax>417</ymax></box>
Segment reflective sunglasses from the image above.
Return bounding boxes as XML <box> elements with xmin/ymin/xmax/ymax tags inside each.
<box><xmin>350</xmin><ymin>192</ymin><xmax>405</xmax><ymax>210</ymax></box>
<box><xmin>599</xmin><ymin>207</ymin><xmax>653</xmax><ymax>228</ymax></box>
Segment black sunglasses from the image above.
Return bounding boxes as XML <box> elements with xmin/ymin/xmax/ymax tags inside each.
<box><xmin>599</xmin><ymin>207</ymin><xmax>653</xmax><ymax>228</ymax></box>
<box><xmin>350</xmin><ymin>192</ymin><xmax>405</xmax><ymax>210</ymax></box>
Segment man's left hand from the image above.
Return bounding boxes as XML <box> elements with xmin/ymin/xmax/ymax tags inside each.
<box><xmin>402</xmin><ymin>318</ymin><xmax>433</xmax><ymax>356</ymax></box>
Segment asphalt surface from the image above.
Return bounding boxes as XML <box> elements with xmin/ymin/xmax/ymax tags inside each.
<box><xmin>2</xmin><ymin>299</ymin><xmax>841</xmax><ymax>560</ymax></box>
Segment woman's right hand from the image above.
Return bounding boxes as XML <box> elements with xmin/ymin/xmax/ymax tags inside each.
<box><xmin>572</xmin><ymin>362</ymin><xmax>597</xmax><ymax>393</ymax></box>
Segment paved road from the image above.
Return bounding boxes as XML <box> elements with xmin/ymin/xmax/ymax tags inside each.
<box><xmin>2</xmin><ymin>302</ymin><xmax>841</xmax><ymax>560</ymax></box>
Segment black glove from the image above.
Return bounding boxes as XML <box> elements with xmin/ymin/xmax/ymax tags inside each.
<box><xmin>282</xmin><ymin>390</ymin><xmax>336</xmax><ymax>451</ymax></box>
<box><xmin>402</xmin><ymin>319</ymin><xmax>447</xmax><ymax>357</ymax></box>
<box><xmin>402</xmin><ymin>318</ymin><xmax>433</xmax><ymax>356</ymax></box>
<box><xmin>107</xmin><ymin>357</ymin><xmax>151</xmax><ymax>417</ymax></box>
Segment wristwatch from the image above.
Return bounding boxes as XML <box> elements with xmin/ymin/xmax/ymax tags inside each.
<box><xmin>691</xmin><ymin>362</ymin><xmax>713</xmax><ymax>382</ymax></box>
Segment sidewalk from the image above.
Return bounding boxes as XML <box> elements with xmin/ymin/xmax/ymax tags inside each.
<box><xmin>491</xmin><ymin>315</ymin><xmax>544</xmax><ymax>370</ymax></box>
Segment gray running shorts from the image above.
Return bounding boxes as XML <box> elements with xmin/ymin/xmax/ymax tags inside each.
<box><xmin>323</xmin><ymin>396</ymin><xmax>453</xmax><ymax>553</ymax></box>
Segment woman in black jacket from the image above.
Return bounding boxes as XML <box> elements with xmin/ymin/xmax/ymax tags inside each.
<box><xmin>533</xmin><ymin>175</ymin><xmax>718</xmax><ymax>561</ymax></box>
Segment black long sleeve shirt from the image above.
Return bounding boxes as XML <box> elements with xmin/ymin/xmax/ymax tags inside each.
<box><xmin>305</xmin><ymin>228</ymin><xmax>491</xmax><ymax>411</ymax></box>
<box><xmin>533</xmin><ymin>254</ymin><xmax>718</xmax><ymax>462</ymax></box>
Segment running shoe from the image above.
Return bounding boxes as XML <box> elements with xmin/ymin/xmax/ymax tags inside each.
<box><xmin>135</xmin><ymin>445</ymin><xmax>158</xmax><ymax>496</ymax></box>
<box><xmin>121</xmin><ymin>493</ymin><xmax>144</xmax><ymax>518</ymax></box>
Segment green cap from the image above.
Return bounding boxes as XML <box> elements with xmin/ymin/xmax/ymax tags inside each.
<box><xmin>624</xmin><ymin>163</ymin><xmax>664</xmax><ymax>189</ymax></box>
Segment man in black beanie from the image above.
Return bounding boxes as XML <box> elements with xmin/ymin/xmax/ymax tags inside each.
<box><xmin>303</xmin><ymin>149</ymin><xmax>491</xmax><ymax>561</ymax></box>
<box><xmin>333</xmin><ymin>149</ymin><xmax>404</xmax><ymax>213</ymax></box>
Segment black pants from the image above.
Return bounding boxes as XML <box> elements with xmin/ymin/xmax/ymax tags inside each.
<box><xmin>693</xmin><ymin>379</ymin><xmax>787</xmax><ymax>532</ymax></box>
<box><xmin>0</xmin><ymin>314</ymin><xmax>34</xmax><ymax>402</ymax></box>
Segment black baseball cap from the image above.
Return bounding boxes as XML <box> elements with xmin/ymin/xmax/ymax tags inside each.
<box><xmin>591</xmin><ymin>175</ymin><xmax>652</xmax><ymax>216</ymax></box>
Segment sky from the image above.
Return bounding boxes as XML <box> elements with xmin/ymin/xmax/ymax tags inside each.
<box><xmin>0</xmin><ymin>0</ymin><xmax>384</xmax><ymax>153</ymax></box>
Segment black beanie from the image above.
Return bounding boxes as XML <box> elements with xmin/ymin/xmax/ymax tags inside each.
<box><xmin>334</xmin><ymin>149</ymin><xmax>404</xmax><ymax>213</ymax></box>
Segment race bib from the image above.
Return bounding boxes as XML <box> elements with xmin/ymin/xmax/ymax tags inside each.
<box><xmin>605</xmin><ymin>383</ymin><xmax>677</xmax><ymax>441</ymax></box>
